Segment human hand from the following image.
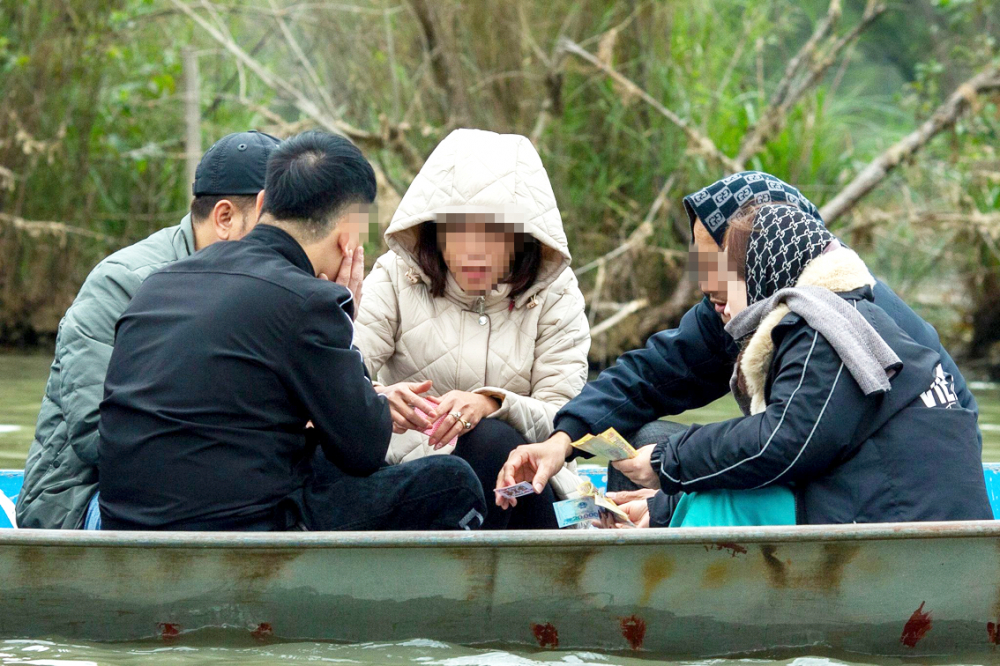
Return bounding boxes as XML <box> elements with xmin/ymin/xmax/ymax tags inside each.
<box><xmin>321</xmin><ymin>245</ymin><xmax>364</xmax><ymax>319</ymax></box>
<box><xmin>427</xmin><ymin>390</ymin><xmax>499</xmax><ymax>449</ymax></box>
<box><xmin>611</xmin><ymin>444</ymin><xmax>661</xmax><ymax>490</ymax></box>
<box><xmin>597</xmin><ymin>489</ymin><xmax>656</xmax><ymax>529</ymax></box>
<box><xmin>495</xmin><ymin>433</ymin><xmax>573</xmax><ymax>509</ymax></box>
<box><xmin>375</xmin><ymin>380</ymin><xmax>436</xmax><ymax>432</ymax></box>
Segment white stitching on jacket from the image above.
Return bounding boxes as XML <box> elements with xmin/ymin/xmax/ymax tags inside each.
<box><xmin>659</xmin><ymin>330</ymin><xmax>820</xmax><ymax>486</ymax></box>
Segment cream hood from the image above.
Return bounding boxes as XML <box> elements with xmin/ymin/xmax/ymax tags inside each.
<box><xmin>384</xmin><ymin>129</ymin><xmax>571</xmax><ymax>306</ymax></box>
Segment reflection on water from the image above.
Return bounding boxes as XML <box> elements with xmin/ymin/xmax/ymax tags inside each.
<box><xmin>0</xmin><ymin>637</ymin><xmax>984</xmax><ymax>666</ymax></box>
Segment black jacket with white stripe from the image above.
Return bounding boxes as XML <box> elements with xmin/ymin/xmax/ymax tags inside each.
<box><xmin>650</xmin><ymin>253</ymin><xmax>992</xmax><ymax>524</ymax></box>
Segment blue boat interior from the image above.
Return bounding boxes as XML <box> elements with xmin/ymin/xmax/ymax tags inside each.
<box><xmin>2</xmin><ymin>465</ymin><xmax>999</xmax><ymax>528</ymax></box>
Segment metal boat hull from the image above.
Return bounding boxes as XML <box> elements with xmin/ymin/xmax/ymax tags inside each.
<box><xmin>2</xmin><ymin>523</ymin><xmax>999</xmax><ymax>658</ymax></box>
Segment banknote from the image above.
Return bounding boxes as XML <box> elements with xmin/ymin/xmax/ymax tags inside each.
<box><xmin>577</xmin><ymin>479</ymin><xmax>634</xmax><ymax>525</ymax></box>
<box><xmin>554</xmin><ymin>496</ymin><xmax>599</xmax><ymax>528</ymax></box>
<box><xmin>571</xmin><ymin>427</ymin><xmax>637</xmax><ymax>461</ymax></box>
<box><xmin>494</xmin><ymin>481</ymin><xmax>536</xmax><ymax>499</ymax></box>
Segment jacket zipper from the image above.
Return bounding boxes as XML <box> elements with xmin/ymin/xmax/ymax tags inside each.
<box><xmin>474</xmin><ymin>296</ymin><xmax>488</xmax><ymax>326</ymax></box>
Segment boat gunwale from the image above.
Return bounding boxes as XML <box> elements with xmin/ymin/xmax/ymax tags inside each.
<box><xmin>2</xmin><ymin>520</ymin><xmax>999</xmax><ymax>550</ymax></box>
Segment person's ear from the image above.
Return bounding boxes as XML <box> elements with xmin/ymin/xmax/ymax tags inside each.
<box><xmin>254</xmin><ymin>190</ymin><xmax>265</xmax><ymax>219</ymax></box>
<box><xmin>211</xmin><ymin>200</ymin><xmax>236</xmax><ymax>241</ymax></box>
<box><xmin>334</xmin><ymin>213</ymin><xmax>355</xmax><ymax>254</ymax></box>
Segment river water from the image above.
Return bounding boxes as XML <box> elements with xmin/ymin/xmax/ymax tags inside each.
<box><xmin>0</xmin><ymin>638</ymin><xmax>988</xmax><ymax>666</ymax></box>
<box><xmin>1</xmin><ymin>351</ymin><xmax>998</xmax><ymax>665</ymax></box>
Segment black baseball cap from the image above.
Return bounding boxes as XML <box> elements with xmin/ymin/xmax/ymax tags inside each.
<box><xmin>192</xmin><ymin>130</ymin><xmax>281</xmax><ymax>196</ymax></box>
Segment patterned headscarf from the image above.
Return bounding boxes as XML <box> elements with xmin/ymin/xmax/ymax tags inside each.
<box><xmin>745</xmin><ymin>206</ymin><xmax>835</xmax><ymax>305</ymax></box>
<box><xmin>683</xmin><ymin>171</ymin><xmax>823</xmax><ymax>246</ymax></box>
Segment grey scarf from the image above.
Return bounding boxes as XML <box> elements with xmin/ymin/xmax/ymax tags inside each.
<box><xmin>725</xmin><ymin>285</ymin><xmax>902</xmax><ymax>409</ymax></box>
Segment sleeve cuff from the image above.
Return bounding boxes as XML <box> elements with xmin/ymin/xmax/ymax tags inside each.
<box><xmin>552</xmin><ymin>414</ymin><xmax>592</xmax><ymax>442</ymax></box>
<box><xmin>650</xmin><ymin>439</ymin><xmax>681</xmax><ymax>494</ymax></box>
<box><xmin>647</xmin><ymin>491</ymin><xmax>680</xmax><ymax>527</ymax></box>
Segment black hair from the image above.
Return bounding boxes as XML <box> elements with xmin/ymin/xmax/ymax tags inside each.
<box><xmin>260</xmin><ymin>130</ymin><xmax>376</xmax><ymax>238</ymax></box>
<box><xmin>189</xmin><ymin>194</ymin><xmax>257</xmax><ymax>224</ymax></box>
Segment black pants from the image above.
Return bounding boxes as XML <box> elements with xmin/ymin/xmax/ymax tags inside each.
<box><xmin>452</xmin><ymin>418</ymin><xmax>558</xmax><ymax>530</ymax></box>
<box><xmin>606</xmin><ymin>420</ymin><xmax>687</xmax><ymax>527</ymax></box>
<box><xmin>291</xmin><ymin>451</ymin><xmax>487</xmax><ymax>531</ymax></box>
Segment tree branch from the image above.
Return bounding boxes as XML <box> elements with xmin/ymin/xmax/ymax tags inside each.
<box><xmin>266</xmin><ymin>0</ymin><xmax>339</xmax><ymax>117</ymax></box>
<box><xmin>590</xmin><ymin>298</ymin><xmax>649</xmax><ymax>337</ymax></box>
<box><xmin>169</xmin><ymin>0</ymin><xmax>411</xmax><ymax>206</ymax></box>
<box><xmin>560</xmin><ymin>38</ymin><xmax>741</xmax><ymax>172</ymax></box>
<box><xmin>0</xmin><ymin>213</ymin><xmax>116</xmax><ymax>243</ymax></box>
<box><xmin>736</xmin><ymin>0</ymin><xmax>884</xmax><ymax>167</ymax></box>
<box><xmin>821</xmin><ymin>64</ymin><xmax>1000</xmax><ymax>224</ymax></box>
<box><xmin>770</xmin><ymin>0</ymin><xmax>841</xmax><ymax>110</ymax></box>
<box><xmin>574</xmin><ymin>175</ymin><xmax>676</xmax><ymax>277</ymax></box>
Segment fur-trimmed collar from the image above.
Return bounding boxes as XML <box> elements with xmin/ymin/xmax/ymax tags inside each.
<box><xmin>737</xmin><ymin>247</ymin><xmax>876</xmax><ymax>414</ymax></box>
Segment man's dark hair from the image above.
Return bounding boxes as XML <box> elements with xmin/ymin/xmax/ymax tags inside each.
<box><xmin>261</xmin><ymin>130</ymin><xmax>376</xmax><ymax>238</ymax></box>
<box><xmin>189</xmin><ymin>194</ymin><xmax>258</xmax><ymax>224</ymax></box>
<box><xmin>415</xmin><ymin>221</ymin><xmax>543</xmax><ymax>300</ymax></box>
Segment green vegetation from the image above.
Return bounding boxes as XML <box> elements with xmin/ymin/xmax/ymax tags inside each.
<box><xmin>1</xmin><ymin>0</ymin><xmax>998</xmax><ymax>372</ymax></box>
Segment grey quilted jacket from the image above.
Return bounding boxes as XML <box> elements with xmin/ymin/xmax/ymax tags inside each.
<box><xmin>16</xmin><ymin>216</ymin><xmax>196</xmax><ymax>528</ymax></box>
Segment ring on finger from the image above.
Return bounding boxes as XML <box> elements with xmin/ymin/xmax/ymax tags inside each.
<box><xmin>459</xmin><ymin>417</ymin><xmax>472</xmax><ymax>430</ymax></box>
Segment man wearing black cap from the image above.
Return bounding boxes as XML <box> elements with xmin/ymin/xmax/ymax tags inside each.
<box><xmin>17</xmin><ymin>130</ymin><xmax>281</xmax><ymax>530</ymax></box>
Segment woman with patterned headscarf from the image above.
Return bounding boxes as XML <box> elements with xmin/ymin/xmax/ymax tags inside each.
<box><xmin>609</xmin><ymin>205</ymin><xmax>992</xmax><ymax>526</ymax></box>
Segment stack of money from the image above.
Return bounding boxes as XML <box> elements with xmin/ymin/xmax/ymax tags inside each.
<box><xmin>570</xmin><ymin>427</ymin><xmax>637</xmax><ymax>461</ymax></box>
<box><xmin>553</xmin><ymin>480</ymin><xmax>634</xmax><ymax>528</ymax></box>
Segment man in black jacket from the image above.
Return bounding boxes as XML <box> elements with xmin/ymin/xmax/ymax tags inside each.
<box><xmin>98</xmin><ymin>131</ymin><xmax>486</xmax><ymax>531</ymax></box>
<box><xmin>496</xmin><ymin>172</ymin><xmax>982</xmax><ymax>526</ymax></box>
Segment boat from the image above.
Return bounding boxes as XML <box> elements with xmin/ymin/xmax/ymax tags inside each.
<box><xmin>0</xmin><ymin>465</ymin><xmax>999</xmax><ymax>658</ymax></box>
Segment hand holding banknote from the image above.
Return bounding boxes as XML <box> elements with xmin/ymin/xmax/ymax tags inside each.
<box><xmin>611</xmin><ymin>444</ymin><xmax>660</xmax><ymax>490</ymax></box>
<box><xmin>495</xmin><ymin>433</ymin><xmax>573</xmax><ymax>509</ymax></box>
<box><xmin>599</xmin><ymin>489</ymin><xmax>656</xmax><ymax>529</ymax></box>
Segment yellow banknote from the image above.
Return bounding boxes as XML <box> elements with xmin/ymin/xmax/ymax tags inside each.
<box><xmin>571</xmin><ymin>427</ymin><xmax>637</xmax><ymax>461</ymax></box>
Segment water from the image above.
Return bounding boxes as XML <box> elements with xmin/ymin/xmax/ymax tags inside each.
<box><xmin>0</xmin><ymin>638</ymin><xmax>987</xmax><ymax>666</ymax></box>
<box><xmin>1</xmin><ymin>350</ymin><xmax>999</xmax><ymax>665</ymax></box>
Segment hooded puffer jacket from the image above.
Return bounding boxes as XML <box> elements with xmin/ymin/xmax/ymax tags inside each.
<box><xmin>355</xmin><ymin>129</ymin><xmax>590</xmax><ymax>499</ymax></box>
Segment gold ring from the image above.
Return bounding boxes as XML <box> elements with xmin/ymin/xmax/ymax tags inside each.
<box><xmin>460</xmin><ymin>418</ymin><xmax>472</xmax><ymax>430</ymax></box>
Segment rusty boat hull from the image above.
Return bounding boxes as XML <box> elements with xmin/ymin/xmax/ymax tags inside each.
<box><xmin>3</xmin><ymin>466</ymin><xmax>1000</xmax><ymax>657</ymax></box>
<box><xmin>2</xmin><ymin>522</ymin><xmax>1000</xmax><ymax>657</ymax></box>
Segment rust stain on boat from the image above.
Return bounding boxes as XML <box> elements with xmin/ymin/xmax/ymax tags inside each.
<box><xmin>619</xmin><ymin>614</ymin><xmax>647</xmax><ymax>650</ymax></box>
<box><xmin>251</xmin><ymin>622</ymin><xmax>274</xmax><ymax>641</ymax></box>
<box><xmin>705</xmin><ymin>542</ymin><xmax>747</xmax><ymax>557</ymax></box>
<box><xmin>448</xmin><ymin>547</ymin><xmax>499</xmax><ymax>601</ymax></box>
<box><xmin>987</xmin><ymin>620</ymin><xmax>1000</xmax><ymax>645</ymax></box>
<box><xmin>531</xmin><ymin>622</ymin><xmax>558</xmax><ymax>648</ymax></box>
<box><xmin>814</xmin><ymin>543</ymin><xmax>861</xmax><ymax>591</ymax></box>
<box><xmin>900</xmin><ymin>601</ymin><xmax>932</xmax><ymax>648</ymax></box>
<box><xmin>759</xmin><ymin>543</ymin><xmax>859</xmax><ymax>592</ymax></box>
<box><xmin>158</xmin><ymin>622</ymin><xmax>181</xmax><ymax>641</ymax></box>
<box><xmin>701</xmin><ymin>560</ymin><xmax>731</xmax><ymax>589</ymax></box>
<box><xmin>639</xmin><ymin>555</ymin><xmax>674</xmax><ymax>605</ymax></box>
<box><xmin>223</xmin><ymin>549</ymin><xmax>301</xmax><ymax>586</ymax></box>
<box><xmin>760</xmin><ymin>544</ymin><xmax>787</xmax><ymax>588</ymax></box>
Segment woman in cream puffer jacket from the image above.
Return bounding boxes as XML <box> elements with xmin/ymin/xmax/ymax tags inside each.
<box><xmin>355</xmin><ymin>129</ymin><xmax>590</xmax><ymax>529</ymax></box>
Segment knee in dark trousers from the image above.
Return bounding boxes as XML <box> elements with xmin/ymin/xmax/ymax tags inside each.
<box><xmin>455</xmin><ymin>418</ymin><xmax>528</xmax><ymax>493</ymax></box>
<box><xmin>298</xmin><ymin>454</ymin><xmax>486</xmax><ymax>531</ymax></box>
<box><xmin>406</xmin><ymin>455</ymin><xmax>488</xmax><ymax>530</ymax></box>
<box><xmin>607</xmin><ymin>420</ymin><xmax>688</xmax><ymax>493</ymax></box>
